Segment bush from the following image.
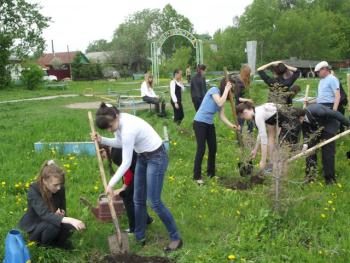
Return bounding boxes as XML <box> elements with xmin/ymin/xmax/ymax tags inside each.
<box><xmin>20</xmin><ymin>63</ymin><xmax>44</xmax><ymax>90</ymax></box>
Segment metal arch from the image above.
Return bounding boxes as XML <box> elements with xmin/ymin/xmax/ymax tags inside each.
<box><xmin>151</xmin><ymin>29</ymin><xmax>203</xmax><ymax>85</ymax></box>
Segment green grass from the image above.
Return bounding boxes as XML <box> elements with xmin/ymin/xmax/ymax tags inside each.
<box><xmin>0</xmin><ymin>77</ymin><xmax>350</xmax><ymax>262</ymax></box>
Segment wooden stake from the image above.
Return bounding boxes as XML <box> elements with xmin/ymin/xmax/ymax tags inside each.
<box><xmin>303</xmin><ymin>85</ymin><xmax>309</xmax><ymax>109</ymax></box>
<box><xmin>288</xmin><ymin>129</ymin><xmax>350</xmax><ymax>163</ymax></box>
<box><xmin>347</xmin><ymin>73</ymin><xmax>350</xmax><ymax>112</ymax></box>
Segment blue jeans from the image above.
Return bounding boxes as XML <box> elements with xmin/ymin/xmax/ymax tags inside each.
<box><xmin>134</xmin><ymin>146</ymin><xmax>180</xmax><ymax>241</ymax></box>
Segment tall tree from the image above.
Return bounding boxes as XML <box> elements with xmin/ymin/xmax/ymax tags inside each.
<box><xmin>86</xmin><ymin>39</ymin><xmax>111</xmax><ymax>53</ymax></box>
<box><xmin>0</xmin><ymin>0</ymin><xmax>50</xmax><ymax>88</ymax></box>
<box><xmin>157</xmin><ymin>4</ymin><xmax>194</xmax><ymax>59</ymax></box>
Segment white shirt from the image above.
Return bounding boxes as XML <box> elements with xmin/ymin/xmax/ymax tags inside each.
<box><xmin>170</xmin><ymin>80</ymin><xmax>185</xmax><ymax>103</ymax></box>
<box><xmin>254</xmin><ymin>103</ymin><xmax>277</xmax><ymax>145</ymax></box>
<box><xmin>101</xmin><ymin>113</ymin><xmax>163</xmax><ymax>187</ymax></box>
<box><xmin>141</xmin><ymin>81</ymin><xmax>157</xmax><ymax>98</ymax></box>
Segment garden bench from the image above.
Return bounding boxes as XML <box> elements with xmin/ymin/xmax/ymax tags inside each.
<box><xmin>45</xmin><ymin>82</ymin><xmax>68</xmax><ymax>90</ymax></box>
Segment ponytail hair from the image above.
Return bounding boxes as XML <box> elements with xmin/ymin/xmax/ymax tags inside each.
<box><xmin>95</xmin><ymin>102</ymin><xmax>120</xmax><ymax>130</ymax></box>
<box><xmin>37</xmin><ymin>160</ymin><xmax>65</xmax><ymax>212</ymax></box>
<box><xmin>219</xmin><ymin>73</ymin><xmax>235</xmax><ymax>96</ymax></box>
<box><xmin>236</xmin><ymin>101</ymin><xmax>254</xmax><ymax>115</ymax></box>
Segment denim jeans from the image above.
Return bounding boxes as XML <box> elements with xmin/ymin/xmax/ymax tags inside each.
<box><xmin>134</xmin><ymin>146</ymin><xmax>180</xmax><ymax>241</ymax></box>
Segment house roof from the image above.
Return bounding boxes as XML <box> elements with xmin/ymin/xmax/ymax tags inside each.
<box><xmin>282</xmin><ymin>57</ymin><xmax>320</xmax><ymax>69</ymax></box>
<box><xmin>37</xmin><ymin>51</ymin><xmax>88</xmax><ymax>67</ymax></box>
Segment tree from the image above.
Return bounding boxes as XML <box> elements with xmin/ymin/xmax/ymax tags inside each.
<box><xmin>160</xmin><ymin>47</ymin><xmax>192</xmax><ymax>77</ymax></box>
<box><xmin>157</xmin><ymin>4</ymin><xmax>194</xmax><ymax>59</ymax></box>
<box><xmin>0</xmin><ymin>0</ymin><xmax>50</xmax><ymax>88</ymax></box>
<box><xmin>86</xmin><ymin>39</ymin><xmax>111</xmax><ymax>53</ymax></box>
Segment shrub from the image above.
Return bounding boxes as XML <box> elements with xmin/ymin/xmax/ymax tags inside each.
<box><xmin>20</xmin><ymin>63</ymin><xmax>44</xmax><ymax>90</ymax></box>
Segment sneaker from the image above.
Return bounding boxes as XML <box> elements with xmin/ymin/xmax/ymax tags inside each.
<box><xmin>124</xmin><ymin>228</ymin><xmax>134</xmax><ymax>234</ymax></box>
<box><xmin>164</xmin><ymin>239</ymin><xmax>183</xmax><ymax>253</ymax></box>
<box><xmin>195</xmin><ymin>179</ymin><xmax>204</xmax><ymax>185</ymax></box>
<box><xmin>146</xmin><ymin>217</ymin><xmax>155</xmax><ymax>225</ymax></box>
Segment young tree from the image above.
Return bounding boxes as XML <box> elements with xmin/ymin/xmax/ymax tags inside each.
<box><xmin>0</xmin><ymin>0</ymin><xmax>50</xmax><ymax>89</ymax></box>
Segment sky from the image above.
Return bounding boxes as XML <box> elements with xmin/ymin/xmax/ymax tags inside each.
<box><xmin>29</xmin><ymin>0</ymin><xmax>253</xmax><ymax>53</ymax></box>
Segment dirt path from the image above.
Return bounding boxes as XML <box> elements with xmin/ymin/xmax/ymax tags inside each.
<box><xmin>0</xmin><ymin>94</ymin><xmax>79</xmax><ymax>104</ymax></box>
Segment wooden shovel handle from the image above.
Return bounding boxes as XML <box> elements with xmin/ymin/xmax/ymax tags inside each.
<box><xmin>288</xmin><ymin>129</ymin><xmax>350</xmax><ymax>163</ymax></box>
<box><xmin>224</xmin><ymin>67</ymin><xmax>243</xmax><ymax>148</ymax></box>
<box><xmin>88</xmin><ymin>111</ymin><xmax>122</xmax><ymax>245</ymax></box>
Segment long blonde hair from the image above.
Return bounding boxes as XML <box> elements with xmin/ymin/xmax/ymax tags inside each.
<box><xmin>37</xmin><ymin>160</ymin><xmax>65</xmax><ymax>212</ymax></box>
<box><xmin>144</xmin><ymin>72</ymin><xmax>153</xmax><ymax>88</ymax></box>
<box><xmin>240</xmin><ymin>64</ymin><xmax>251</xmax><ymax>88</ymax></box>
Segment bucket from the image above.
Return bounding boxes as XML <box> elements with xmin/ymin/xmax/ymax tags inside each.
<box><xmin>3</xmin><ymin>229</ymin><xmax>31</xmax><ymax>263</ymax></box>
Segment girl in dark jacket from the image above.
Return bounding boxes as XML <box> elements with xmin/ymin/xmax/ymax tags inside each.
<box><xmin>18</xmin><ymin>160</ymin><xmax>85</xmax><ymax>249</ymax></box>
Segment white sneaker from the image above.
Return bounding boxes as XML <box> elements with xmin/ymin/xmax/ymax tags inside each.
<box><xmin>196</xmin><ymin>179</ymin><xmax>204</xmax><ymax>185</ymax></box>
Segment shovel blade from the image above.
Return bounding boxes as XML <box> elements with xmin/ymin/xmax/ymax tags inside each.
<box><xmin>108</xmin><ymin>233</ymin><xmax>129</xmax><ymax>255</ymax></box>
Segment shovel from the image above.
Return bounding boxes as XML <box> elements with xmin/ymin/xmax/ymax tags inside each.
<box><xmin>88</xmin><ymin>111</ymin><xmax>129</xmax><ymax>254</ymax></box>
<box><xmin>223</xmin><ymin>67</ymin><xmax>253</xmax><ymax>177</ymax></box>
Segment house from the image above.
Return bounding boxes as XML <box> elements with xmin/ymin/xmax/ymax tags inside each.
<box><xmin>37</xmin><ymin>51</ymin><xmax>89</xmax><ymax>80</ymax></box>
<box><xmin>8</xmin><ymin>55</ymin><xmax>23</xmax><ymax>81</ymax></box>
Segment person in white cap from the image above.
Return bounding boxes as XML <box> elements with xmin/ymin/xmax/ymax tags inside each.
<box><xmin>313</xmin><ymin>61</ymin><xmax>341</xmax><ymax>111</ymax></box>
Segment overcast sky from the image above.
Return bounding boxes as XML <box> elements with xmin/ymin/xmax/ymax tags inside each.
<box><xmin>30</xmin><ymin>0</ymin><xmax>253</xmax><ymax>53</ymax></box>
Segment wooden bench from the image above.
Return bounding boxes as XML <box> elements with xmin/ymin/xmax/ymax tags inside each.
<box><xmin>116</xmin><ymin>95</ymin><xmax>152</xmax><ymax>115</ymax></box>
<box><xmin>45</xmin><ymin>82</ymin><xmax>68</xmax><ymax>90</ymax></box>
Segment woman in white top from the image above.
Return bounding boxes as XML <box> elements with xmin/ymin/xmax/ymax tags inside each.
<box><xmin>91</xmin><ymin>103</ymin><xmax>182</xmax><ymax>252</ymax></box>
<box><xmin>170</xmin><ymin>69</ymin><xmax>185</xmax><ymax>125</ymax></box>
<box><xmin>236</xmin><ymin>102</ymin><xmax>299</xmax><ymax>170</ymax></box>
<box><xmin>141</xmin><ymin>72</ymin><xmax>166</xmax><ymax>117</ymax></box>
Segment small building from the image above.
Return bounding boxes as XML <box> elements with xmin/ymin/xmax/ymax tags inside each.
<box><xmin>37</xmin><ymin>51</ymin><xmax>89</xmax><ymax>80</ymax></box>
<box><xmin>8</xmin><ymin>55</ymin><xmax>23</xmax><ymax>81</ymax></box>
<box><xmin>281</xmin><ymin>57</ymin><xmax>320</xmax><ymax>78</ymax></box>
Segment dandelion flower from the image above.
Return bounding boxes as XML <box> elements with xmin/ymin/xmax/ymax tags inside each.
<box><xmin>27</xmin><ymin>241</ymin><xmax>36</xmax><ymax>247</ymax></box>
<box><xmin>227</xmin><ymin>254</ymin><xmax>236</xmax><ymax>260</ymax></box>
<box><xmin>24</xmin><ymin>208</ymin><xmax>27</xmax><ymax>212</ymax></box>
<box><xmin>1</xmin><ymin>182</ymin><xmax>5</xmax><ymax>187</ymax></box>
<box><xmin>327</xmin><ymin>200</ymin><xmax>333</xmax><ymax>205</ymax></box>
<box><xmin>15</xmin><ymin>184</ymin><xmax>20</xmax><ymax>188</ymax></box>
<box><xmin>332</xmin><ymin>207</ymin><xmax>336</xmax><ymax>212</ymax></box>
<box><xmin>337</xmin><ymin>183</ymin><xmax>342</xmax><ymax>188</ymax></box>
<box><xmin>320</xmin><ymin>213</ymin><xmax>326</xmax><ymax>219</ymax></box>
<box><xmin>236</xmin><ymin>210</ymin><xmax>241</xmax><ymax>216</ymax></box>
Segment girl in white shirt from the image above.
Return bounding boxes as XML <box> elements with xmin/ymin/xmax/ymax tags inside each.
<box><xmin>141</xmin><ymin>73</ymin><xmax>166</xmax><ymax>117</ymax></box>
<box><xmin>170</xmin><ymin>69</ymin><xmax>185</xmax><ymax>125</ymax></box>
<box><xmin>92</xmin><ymin>103</ymin><xmax>182</xmax><ymax>252</ymax></box>
<box><xmin>236</xmin><ymin>102</ymin><xmax>299</xmax><ymax>170</ymax></box>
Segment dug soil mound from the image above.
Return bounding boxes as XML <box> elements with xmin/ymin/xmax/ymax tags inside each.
<box><xmin>89</xmin><ymin>253</ymin><xmax>174</xmax><ymax>263</ymax></box>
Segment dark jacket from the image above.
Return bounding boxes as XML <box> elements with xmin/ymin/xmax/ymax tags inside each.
<box><xmin>18</xmin><ymin>182</ymin><xmax>65</xmax><ymax>233</ymax></box>
<box><xmin>190</xmin><ymin>73</ymin><xmax>207</xmax><ymax>100</ymax></box>
<box><xmin>258</xmin><ymin>69</ymin><xmax>300</xmax><ymax>104</ymax></box>
<box><xmin>303</xmin><ymin>104</ymin><xmax>350</xmax><ymax>137</ymax></box>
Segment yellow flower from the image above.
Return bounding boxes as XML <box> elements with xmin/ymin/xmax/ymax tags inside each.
<box><xmin>324</xmin><ymin>207</ymin><xmax>329</xmax><ymax>211</ymax></box>
<box><xmin>24</xmin><ymin>208</ymin><xmax>27</xmax><ymax>212</ymax></box>
<box><xmin>332</xmin><ymin>207</ymin><xmax>336</xmax><ymax>212</ymax></box>
<box><xmin>25</xmin><ymin>182</ymin><xmax>30</xmax><ymax>189</ymax></box>
<box><xmin>94</xmin><ymin>186</ymin><xmax>99</xmax><ymax>191</ymax></box>
<box><xmin>320</xmin><ymin>213</ymin><xmax>326</xmax><ymax>219</ymax></box>
<box><xmin>15</xmin><ymin>184</ymin><xmax>20</xmax><ymax>188</ymax></box>
<box><xmin>318</xmin><ymin>250</ymin><xmax>323</xmax><ymax>255</ymax></box>
<box><xmin>337</xmin><ymin>183</ymin><xmax>342</xmax><ymax>188</ymax></box>
<box><xmin>69</xmin><ymin>156</ymin><xmax>75</xmax><ymax>160</ymax></box>
<box><xmin>27</xmin><ymin>241</ymin><xmax>36</xmax><ymax>247</ymax></box>
<box><xmin>63</xmin><ymin>164</ymin><xmax>70</xmax><ymax>168</ymax></box>
<box><xmin>327</xmin><ymin>200</ymin><xmax>333</xmax><ymax>205</ymax></box>
<box><xmin>236</xmin><ymin>210</ymin><xmax>241</xmax><ymax>216</ymax></box>
<box><xmin>1</xmin><ymin>181</ymin><xmax>5</xmax><ymax>187</ymax></box>
<box><xmin>227</xmin><ymin>254</ymin><xmax>236</xmax><ymax>260</ymax></box>
<box><xmin>168</xmin><ymin>176</ymin><xmax>175</xmax><ymax>181</ymax></box>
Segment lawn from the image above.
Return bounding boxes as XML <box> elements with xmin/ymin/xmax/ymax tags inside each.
<box><xmin>0</xmin><ymin>76</ymin><xmax>350</xmax><ymax>262</ymax></box>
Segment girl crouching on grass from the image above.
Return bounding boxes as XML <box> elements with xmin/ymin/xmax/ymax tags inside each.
<box><xmin>18</xmin><ymin>160</ymin><xmax>85</xmax><ymax>250</ymax></box>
